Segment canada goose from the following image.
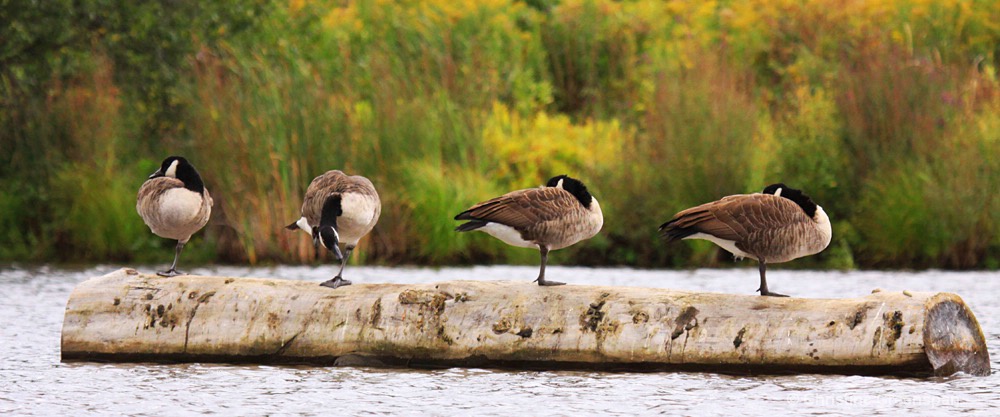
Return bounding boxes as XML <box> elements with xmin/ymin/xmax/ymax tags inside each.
<box><xmin>454</xmin><ymin>175</ymin><xmax>604</xmax><ymax>286</ymax></box>
<box><xmin>287</xmin><ymin>170</ymin><xmax>381</xmax><ymax>289</ymax></box>
<box><xmin>137</xmin><ymin>156</ymin><xmax>213</xmax><ymax>277</ymax></box>
<box><xmin>658</xmin><ymin>183</ymin><xmax>832</xmax><ymax>297</ymax></box>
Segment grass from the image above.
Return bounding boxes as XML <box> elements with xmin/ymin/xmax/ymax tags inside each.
<box><xmin>1</xmin><ymin>0</ymin><xmax>998</xmax><ymax>269</ymax></box>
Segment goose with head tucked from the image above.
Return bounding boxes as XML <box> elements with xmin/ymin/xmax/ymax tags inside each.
<box><xmin>658</xmin><ymin>183</ymin><xmax>832</xmax><ymax>297</ymax></box>
<box><xmin>454</xmin><ymin>175</ymin><xmax>604</xmax><ymax>286</ymax></box>
<box><xmin>137</xmin><ymin>156</ymin><xmax>213</xmax><ymax>277</ymax></box>
<box><xmin>287</xmin><ymin>170</ymin><xmax>381</xmax><ymax>289</ymax></box>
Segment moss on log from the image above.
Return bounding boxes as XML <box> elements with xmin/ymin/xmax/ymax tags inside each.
<box><xmin>61</xmin><ymin>268</ymin><xmax>990</xmax><ymax>376</ymax></box>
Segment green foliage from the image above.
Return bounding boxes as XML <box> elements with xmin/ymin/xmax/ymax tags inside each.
<box><xmin>771</xmin><ymin>87</ymin><xmax>853</xmax><ymax>218</ymax></box>
<box><xmin>49</xmin><ymin>162</ymin><xmax>146</xmax><ymax>260</ymax></box>
<box><xmin>541</xmin><ymin>0</ymin><xmax>644</xmax><ymax>117</ymax></box>
<box><xmin>2</xmin><ymin>0</ymin><xmax>999</xmax><ymax>270</ymax></box>
<box><xmin>401</xmin><ymin>162</ymin><xmax>507</xmax><ymax>263</ymax></box>
<box><xmin>0</xmin><ymin>181</ymin><xmax>42</xmax><ymax>260</ymax></box>
<box><xmin>854</xmin><ymin>106</ymin><xmax>1000</xmax><ymax>268</ymax></box>
<box><xmin>601</xmin><ymin>57</ymin><xmax>766</xmax><ymax>267</ymax></box>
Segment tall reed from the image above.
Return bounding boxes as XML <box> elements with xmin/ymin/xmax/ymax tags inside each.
<box><xmin>2</xmin><ymin>0</ymin><xmax>998</xmax><ymax>270</ymax></box>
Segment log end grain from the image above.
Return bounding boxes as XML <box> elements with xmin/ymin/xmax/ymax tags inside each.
<box><xmin>923</xmin><ymin>293</ymin><xmax>991</xmax><ymax>376</ymax></box>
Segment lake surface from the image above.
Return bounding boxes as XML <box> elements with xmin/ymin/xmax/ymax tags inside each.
<box><xmin>2</xmin><ymin>265</ymin><xmax>999</xmax><ymax>416</ymax></box>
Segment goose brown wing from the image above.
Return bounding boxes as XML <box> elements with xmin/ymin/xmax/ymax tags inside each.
<box><xmin>661</xmin><ymin>194</ymin><xmax>806</xmax><ymax>244</ymax></box>
<box><xmin>743</xmin><ymin>193</ymin><xmax>813</xmax><ymax>232</ymax></box>
<box><xmin>455</xmin><ymin>187</ymin><xmax>578</xmax><ymax>230</ymax></box>
<box><xmin>137</xmin><ymin>177</ymin><xmax>184</xmax><ymax>206</ymax></box>
<box><xmin>136</xmin><ymin>177</ymin><xmax>188</xmax><ymax>229</ymax></box>
<box><xmin>202</xmin><ymin>188</ymin><xmax>214</xmax><ymax>209</ymax></box>
<box><xmin>301</xmin><ymin>171</ymin><xmax>344</xmax><ymax>223</ymax></box>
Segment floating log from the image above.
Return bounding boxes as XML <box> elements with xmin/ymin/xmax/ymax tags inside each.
<box><xmin>61</xmin><ymin>268</ymin><xmax>990</xmax><ymax>376</ymax></box>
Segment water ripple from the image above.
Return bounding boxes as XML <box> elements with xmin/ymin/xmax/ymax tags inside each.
<box><xmin>1</xmin><ymin>265</ymin><xmax>999</xmax><ymax>416</ymax></box>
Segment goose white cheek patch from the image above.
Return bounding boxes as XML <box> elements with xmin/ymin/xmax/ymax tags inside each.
<box><xmin>295</xmin><ymin>217</ymin><xmax>311</xmax><ymax>234</ymax></box>
<box><xmin>165</xmin><ymin>160</ymin><xmax>180</xmax><ymax>178</ymax></box>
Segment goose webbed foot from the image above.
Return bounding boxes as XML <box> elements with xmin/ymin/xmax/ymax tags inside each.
<box><xmin>757</xmin><ymin>288</ymin><xmax>789</xmax><ymax>297</ymax></box>
<box><xmin>320</xmin><ymin>277</ymin><xmax>352</xmax><ymax>289</ymax></box>
<box><xmin>755</xmin><ymin>261</ymin><xmax>786</xmax><ymax>296</ymax></box>
<box><xmin>534</xmin><ymin>277</ymin><xmax>566</xmax><ymax>286</ymax></box>
<box><xmin>157</xmin><ymin>269</ymin><xmax>185</xmax><ymax>277</ymax></box>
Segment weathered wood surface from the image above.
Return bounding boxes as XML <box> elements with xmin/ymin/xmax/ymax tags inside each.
<box><xmin>61</xmin><ymin>268</ymin><xmax>990</xmax><ymax>376</ymax></box>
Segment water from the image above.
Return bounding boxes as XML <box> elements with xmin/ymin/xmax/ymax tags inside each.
<box><xmin>2</xmin><ymin>265</ymin><xmax>999</xmax><ymax>416</ymax></box>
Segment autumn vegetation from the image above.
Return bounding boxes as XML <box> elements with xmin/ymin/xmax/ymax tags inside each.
<box><xmin>2</xmin><ymin>0</ymin><xmax>998</xmax><ymax>269</ymax></box>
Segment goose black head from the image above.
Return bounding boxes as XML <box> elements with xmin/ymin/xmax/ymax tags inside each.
<box><xmin>762</xmin><ymin>183</ymin><xmax>818</xmax><ymax>218</ymax></box>
<box><xmin>150</xmin><ymin>156</ymin><xmax>205</xmax><ymax>194</ymax></box>
<box><xmin>546</xmin><ymin>175</ymin><xmax>594</xmax><ymax>209</ymax></box>
<box><xmin>317</xmin><ymin>195</ymin><xmax>344</xmax><ymax>261</ymax></box>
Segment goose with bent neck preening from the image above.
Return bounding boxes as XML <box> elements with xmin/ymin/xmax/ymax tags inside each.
<box><xmin>287</xmin><ymin>170</ymin><xmax>381</xmax><ymax>289</ymax></box>
<box><xmin>454</xmin><ymin>175</ymin><xmax>604</xmax><ymax>286</ymax></box>
<box><xmin>137</xmin><ymin>156</ymin><xmax>213</xmax><ymax>277</ymax></box>
<box><xmin>659</xmin><ymin>183</ymin><xmax>832</xmax><ymax>297</ymax></box>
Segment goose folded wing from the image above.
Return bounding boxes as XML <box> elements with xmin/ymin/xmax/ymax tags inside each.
<box><xmin>713</xmin><ymin>194</ymin><xmax>810</xmax><ymax>239</ymax></box>
<box><xmin>661</xmin><ymin>194</ymin><xmax>769</xmax><ymax>242</ymax></box>
<box><xmin>137</xmin><ymin>177</ymin><xmax>184</xmax><ymax>201</ymax></box>
<box><xmin>301</xmin><ymin>171</ymin><xmax>348</xmax><ymax>221</ymax></box>
<box><xmin>455</xmin><ymin>188</ymin><xmax>575</xmax><ymax>229</ymax></box>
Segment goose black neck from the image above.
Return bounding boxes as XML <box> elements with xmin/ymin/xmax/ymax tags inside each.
<box><xmin>763</xmin><ymin>183</ymin><xmax>817</xmax><ymax>218</ymax></box>
<box><xmin>176</xmin><ymin>163</ymin><xmax>205</xmax><ymax>194</ymax></box>
<box><xmin>320</xmin><ymin>195</ymin><xmax>343</xmax><ymax>227</ymax></box>
<box><xmin>546</xmin><ymin>175</ymin><xmax>593</xmax><ymax>209</ymax></box>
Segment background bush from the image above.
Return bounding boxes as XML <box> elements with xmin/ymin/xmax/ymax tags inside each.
<box><xmin>2</xmin><ymin>0</ymin><xmax>998</xmax><ymax>269</ymax></box>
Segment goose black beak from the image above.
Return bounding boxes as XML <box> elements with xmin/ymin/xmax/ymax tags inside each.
<box><xmin>148</xmin><ymin>169</ymin><xmax>164</xmax><ymax>179</ymax></box>
<box><xmin>317</xmin><ymin>226</ymin><xmax>344</xmax><ymax>261</ymax></box>
<box><xmin>329</xmin><ymin>244</ymin><xmax>344</xmax><ymax>262</ymax></box>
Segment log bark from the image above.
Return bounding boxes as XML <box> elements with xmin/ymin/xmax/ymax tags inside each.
<box><xmin>61</xmin><ymin>268</ymin><xmax>990</xmax><ymax>376</ymax></box>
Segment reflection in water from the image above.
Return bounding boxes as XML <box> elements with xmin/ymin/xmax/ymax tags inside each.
<box><xmin>1</xmin><ymin>265</ymin><xmax>998</xmax><ymax>416</ymax></box>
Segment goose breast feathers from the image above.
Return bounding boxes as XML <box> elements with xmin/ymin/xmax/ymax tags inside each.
<box><xmin>136</xmin><ymin>177</ymin><xmax>213</xmax><ymax>242</ymax></box>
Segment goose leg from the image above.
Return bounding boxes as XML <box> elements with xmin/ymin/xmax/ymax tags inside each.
<box><xmin>158</xmin><ymin>241</ymin><xmax>186</xmax><ymax>277</ymax></box>
<box><xmin>756</xmin><ymin>259</ymin><xmax>788</xmax><ymax>297</ymax></box>
<box><xmin>534</xmin><ymin>245</ymin><xmax>565</xmax><ymax>286</ymax></box>
<box><xmin>320</xmin><ymin>245</ymin><xmax>354</xmax><ymax>289</ymax></box>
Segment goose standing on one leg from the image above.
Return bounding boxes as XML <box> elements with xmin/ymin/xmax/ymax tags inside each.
<box><xmin>287</xmin><ymin>170</ymin><xmax>381</xmax><ymax>289</ymax></box>
<box><xmin>137</xmin><ymin>156</ymin><xmax>214</xmax><ymax>277</ymax></box>
<box><xmin>658</xmin><ymin>183</ymin><xmax>832</xmax><ymax>297</ymax></box>
<box><xmin>454</xmin><ymin>175</ymin><xmax>603</xmax><ymax>286</ymax></box>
